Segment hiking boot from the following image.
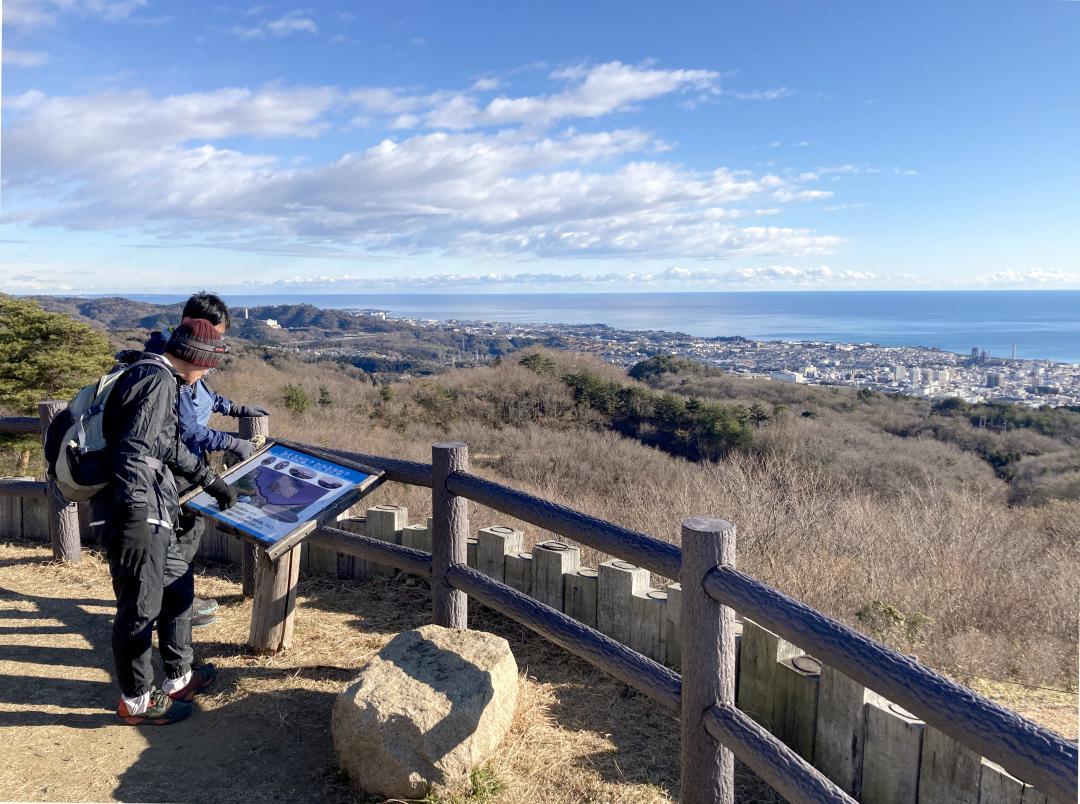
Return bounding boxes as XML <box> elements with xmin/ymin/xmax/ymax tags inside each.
<box><xmin>118</xmin><ymin>689</ymin><xmax>192</xmax><ymax>725</ymax></box>
<box><xmin>193</xmin><ymin>596</ymin><xmax>219</xmax><ymax>617</ymax></box>
<box><xmin>167</xmin><ymin>664</ymin><xmax>218</xmax><ymax>702</ymax></box>
<box><xmin>192</xmin><ymin>610</ymin><xmax>218</xmax><ymax>629</ymax></box>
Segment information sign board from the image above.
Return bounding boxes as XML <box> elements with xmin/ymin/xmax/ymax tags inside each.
<box><xmin>184</xmin><ymin>442</ymin><xmax>383</xmax><ymax>558</ymax></box>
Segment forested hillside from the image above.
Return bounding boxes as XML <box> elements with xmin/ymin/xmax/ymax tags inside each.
<box><xmin>3</xmin><ymin>299</ymin><xmax>1077</xmax><ymax>693</ymax></box>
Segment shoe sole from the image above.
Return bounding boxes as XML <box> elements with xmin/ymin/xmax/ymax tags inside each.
<box><xmin>119</xmin><ymin>712</ymin><xmax>191</xmax><ymax>725</ymax></box>
<box><xmin>191</xmin><ymin>618</ymin><xmax>218</xmax><ymax>629</ymax></box>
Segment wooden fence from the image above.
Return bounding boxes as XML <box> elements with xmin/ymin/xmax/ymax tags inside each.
<box><xmin>0</xmin><ymin>412</ymin><xmax>1075</xmax><ymax>803</ymax></box>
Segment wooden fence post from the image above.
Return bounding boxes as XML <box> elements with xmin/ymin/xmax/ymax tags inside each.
<box><xmin>680</xmin><ymin>517</ymin><xmax>736</xmax><ymax>804</ymax></box>
<box><xmin>248</xmin><ymin>544</ymin><xmax>302</xmax><ymax>653</ymax></box>
<box><xmin>38</xmin><ymin>400</ymin><xmax>81</xmax><ymax>563</ymax></box>
<box><xmin>432</xmin><ymin>442</ymin><xmax>468</xmax><ymax>629</ymax></box>
<box><xmin>238</xmin><ymin>414</ymin><xmax>269</xmax><ymax>596</ymax></box>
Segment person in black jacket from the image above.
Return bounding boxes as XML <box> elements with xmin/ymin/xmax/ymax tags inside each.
<box><xmin>92</xmin><ymin>319</ymin><xmax>238</xmax><ymax>725</ymax></box>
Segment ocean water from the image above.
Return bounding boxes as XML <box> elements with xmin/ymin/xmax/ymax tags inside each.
<box><xmin>127</xmin><ymin>290</ymin><xmax>1080</xmax><ymax>363</ymax></box>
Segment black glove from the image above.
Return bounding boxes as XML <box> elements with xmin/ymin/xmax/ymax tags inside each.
<box><xmin>229</xmin><ymin>403</ymin><xmax>269</xmax><ymax>418</ymax></box>
<box><xmin>204</xmin><ymin>476</ymin><xmax>238</xmax><ymax>511</ymax></box>
<box><xmin>224</xmin><ymin>435</ymin><xmax>256</xmax><ymax>462</ymax></box>
<box><xmin>116</xmin><ymin>518</ymin><xmax>151</xmax><ymax>574</ymax></box>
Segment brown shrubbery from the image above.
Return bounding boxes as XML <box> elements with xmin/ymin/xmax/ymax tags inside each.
<box><xmin>198</xmin><ymin>349</ymin><xmax>1080</xmax><ymax>689</ymax></box>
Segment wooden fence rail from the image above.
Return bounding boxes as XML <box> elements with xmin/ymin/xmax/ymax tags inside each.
<box><xmin>0</xmin><ymin>417</ymin><xmax>41</xmax><ymax>435</ymax></box>
<box><xmin>0</xmin><ymin>479</ymin><xmax>48</xmax><ymax>497</ymax></box>
<box><xmin>703</xmin><ymin>566</ymin><xmax>1076</xmax><ymax>802</ymax></box>
<box><xmin>1</xmin><ymin>412</ymin><xmax>1076</xmax><ymax>804</ymax></box>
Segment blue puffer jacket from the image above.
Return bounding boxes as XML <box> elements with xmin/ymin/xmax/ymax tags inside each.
<box><xmin>179</xmin><ymin>380</ymin><xmax>236</xmax><ymax>460</ymax></box>
<box><xmin>140</xmin><ymin>334</ymin><xmax>237</xmax><ymax>460</ymax></box>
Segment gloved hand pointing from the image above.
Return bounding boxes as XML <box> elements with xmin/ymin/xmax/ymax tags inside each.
<box><xmin>229</xmin><ymin>403</ymin><xmax>269</xmax><ymax>419</ymax></box>
<box><xmin>205</xmin><ymin>476</ymin><xmax>238</xmax><ymax>511</ymax></box>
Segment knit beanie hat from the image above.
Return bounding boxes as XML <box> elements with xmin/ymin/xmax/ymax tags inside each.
<box><xmin>165</xmin><ymin>318</ymin><xmax>229</xmax><ymax>368</ymax></box>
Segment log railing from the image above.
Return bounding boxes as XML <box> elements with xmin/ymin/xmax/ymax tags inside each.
<box><xmin>0</xmin><ymin>415</ymin><xmax>1075</xmax><ymax>804</ymax></box>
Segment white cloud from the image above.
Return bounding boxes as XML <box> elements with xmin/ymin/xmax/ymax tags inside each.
<box><xmin>4</xmin><ymin>75</ymin><xmax>846</xmax><ymax>263</ymax></box>
<box><xmin>725</xmin><ymin>87</ymin><xmax>795</xmax><ymax>101</ymax></box>
<box><xmin>3</xmin><ymin>0</ymin><xmax>147</xmax><ymax>28</ymax></box>
<box><xmin>479</xmin><ymin>61</ymin><xmax>719</xmax><ymax>128</ymax></box>
<box><xmin>4</xmin><ymin>86</ymin><xmax>341</xmax><ymax>178</ymax></box>
<box><xmin>231</xmin><ymin>10</ymin><xmax>317</xmax><ymax>39</ymax></box>
<box><xmin>231</xmin><ymin>264</ymin><xmax>874</xmax><ymax>291</ymax></box>
<box><xmin>773</xmin><ymin>188</ymin><xmax>833</xmax><ymax>202</ymax></box>
<box><xmin>349</xmin><ymin>62</ymin><xmax>723</xmax><ymax>132</ymax></box>
<box><xmin>3</xmin><ymin>49</ymin><xmax>50</xmax><ymax>67</ymax></box>
<box><xmin>972</xmin><ymin>269</ymin><xmax>1080</xmax><ymax>287</ymax></box>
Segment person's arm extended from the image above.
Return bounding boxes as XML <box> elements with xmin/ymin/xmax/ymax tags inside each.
<box><xmin>210</xmin><ymin>386</ymin><xmax>235</xmax><ymax>416</ymax></box>
<box><xmin>179</xmin><ymin>384</ymin><xmax>236</xmax><ymax>455</ymax></box>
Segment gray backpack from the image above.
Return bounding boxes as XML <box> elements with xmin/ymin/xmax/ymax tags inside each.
<box><xmin>44</xmin><ymin>358</ymin><xmax>167</xmax><ymax>502</ymax></box>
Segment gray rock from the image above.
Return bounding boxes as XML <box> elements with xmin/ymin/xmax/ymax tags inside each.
<box><xmin>332</xmin><ymin>624</ymin><xmax>518</xmax><ymax>799</ymax></box>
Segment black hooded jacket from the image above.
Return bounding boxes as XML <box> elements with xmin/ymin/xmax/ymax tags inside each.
<box><xmin>89</xmin><ymin>352</ymin><xmax>216</xmax><ymax>538</ymax></box>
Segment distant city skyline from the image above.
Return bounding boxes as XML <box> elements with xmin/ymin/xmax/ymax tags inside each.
<box><xmin>2</xmin><ymin>1</ymin><xmax>1078</xmax><ymax>293</ymax></box>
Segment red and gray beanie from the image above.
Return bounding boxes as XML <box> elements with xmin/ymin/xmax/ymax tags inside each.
<box><xmin>165</xmin><ymin>318</ymin><xmax>229</xmax><ymax>368</ymax></box>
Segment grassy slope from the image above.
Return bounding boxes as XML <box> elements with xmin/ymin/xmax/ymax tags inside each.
<box><xmin>205</xmin><ymin>349</ymin><xmax>1078</xmax><ymax>689</ymax></box>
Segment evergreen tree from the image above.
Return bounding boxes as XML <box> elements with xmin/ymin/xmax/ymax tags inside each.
<box><xmin>0</xmin><ymin>296</ymin><xmax>114</xmax><ymax>413</ymax></box>
<box><xmin>282</xmin><ymin>384</ymin><xmax>312</xmax><ymax>414</ymax></box>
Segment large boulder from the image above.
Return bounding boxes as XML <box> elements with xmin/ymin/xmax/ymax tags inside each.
<box><xmin>332</xmin><ymin>624</ymin><xmax>518</xmax><ymax>799</ymax></box>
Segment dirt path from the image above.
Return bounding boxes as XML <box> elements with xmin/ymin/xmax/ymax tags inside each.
<box><xmin>0</xmin><ymin>544</ymin><xmax>363</xmax><ymax>803</ymax></box>
<box><xmin>0</xmin><ymin>542</ymin><xmax>687</xmax><ymax>803</ymax></box>
<box><xmin>1</xmin><ymin>541</ymin><xmax>1075</xmax><ymax>803</ymax></box>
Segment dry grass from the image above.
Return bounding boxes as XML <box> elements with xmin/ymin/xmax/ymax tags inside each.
<box><xmin>0</xmin><ymin>541</ymin><xmax>717</xmax><ymax>803</ymax></box>
<box><xmin>0</xmin><ymin>524</ymin><xmax>1075</xmax><ymax>804</ymax></box>
<box><xmin>203</xmin><ymin>353</ymin><xmax>1080</xmax><ymax>689</ymax></box>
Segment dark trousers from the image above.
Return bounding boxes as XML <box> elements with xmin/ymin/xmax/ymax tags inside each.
<box><xmin>108</xmin><ymin>526</ymin><xmax>194</xmax><ymax>698</ymax></box>
<box><xmin>176</xmin><ymin>511</ymin><xmax>204</xmax><ymax>564</ymax></box>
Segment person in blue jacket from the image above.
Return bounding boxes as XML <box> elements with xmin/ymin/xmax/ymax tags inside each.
<box><xmin>146</xmin><ymin>292</ymin><xmax>268</xmax><ymax>626</ymax></box>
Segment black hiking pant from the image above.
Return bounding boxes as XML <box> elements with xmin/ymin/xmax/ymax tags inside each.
<box><xmin>108</xmin><ymin>525</ymin><xmax>194</xmax><ymax>698</ymax></box>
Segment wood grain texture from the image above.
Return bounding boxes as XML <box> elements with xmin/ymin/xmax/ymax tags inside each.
<box><xmin>738</xmin><ymin>619</ymin><xmax>800</xmax><ymax>732</ymax></box>
<box><xmin>504</xmin><ymin>551</ymin><xmax>533</xmax><ymax>595</ymax></box>
<box><xmin>0</xmin><ymin>416</ymin><xmax>42</xmax><ymax>435</ymax></box>
<box><xmin>297</xmin><ymin>444</ymin><xmax>432</xmax><ymax>487</ymax></box>
<box><xmin>703</xmin><ymin>566</ymin><xmax>1077</xmax><ymax>802</ymax></box>
<box><xmin>565</xmin><ymin>568</ymin><xmax>599</xmax><ymax>629</ymax></box>
<box><xmin>773</xmin><ymin>656</ymin><xmax>820</xmax><ymax>762</ymax></box>
<box><xmin>238</xmin><ymin>414</ymin><xmax>269</xmax><ymax>595</ymax></box>
<box><xmin>704</xmin><ymin>703</ymin><xmax>856</xmax><ymax>804</ymax></box>
<box><xmin>366</xmin><ymin>504</ymin><xmax>407</xmax><ymax>576</ymax></box>
<box><xmin>39</xmin><ymin>401</ymin><xmax>81</xmax><ymax>563</ymax></box>
<box><xmin>630</xmin><ymin>589</ymin><xmax>666</xmax><ymax>663</ymax></box>
<box><xmin>446</xmin><ymin>470</ymin><xmax>681</xmax><ymax>580</ymax></box>
<box><xmin>309</xmin><ymin>525</ymin><xmax>432</xmax><ymax>577</ymax></box>
<box><xmin>335</xmin><ymin>517</ymin><xmax>369</xmax><ymax>579</ymax></box>
<box><xmin>0</xmin><ymin>479</ymin><xmax>47</xmax><ymax>498</ymax></box>
<box><xmin>980</xmin><ymin>760</ymin><xmax>1026</xmax><ymax>804</ymax></box>
<box><xmin>680</xmin><ymin>518</ymin><xmax>736</xmax><ymax>804</ymax></box>
<box><xmin>0</xmin><ymin>496</ymin><xmax>20</xmax><ymax>539</ymax></box>
<box><xmin>597</xmin><ymin>559</ymin><xmax>648</xmax><ymax>643</ymax></box>
<box><xmin>663</xmin><ymin>582</ymin><xmax>682</xmax><ymax>668</ymax></box>
<box><xmin>531</xmin><ymin>540</ymin><xmax>580</xmax><ymax>611</ymax></box>
<box><xmin>862</xmin><ymin>699</ymin><xmax>924</xmax><ymax>804</ymax></box>
<box><xmin>813</xmin><ymin>664</ymin><xmax>875</xmax><ymax>796</ymax></box>
<box><xmin>248</xmin><ymin>544</ymin><xmax>302</xmax><ymax>654</ymax></box>
<box><xmin>432</xmin><ymin>443</ymin><xmax>468</xmax><ymax>629</ymax></box>
<box><xmin>446</xmin><ymin>563</ymin><xmax>680</xmax><ymax>714</ymax></box>
<box><xmin>919</xmin><ymin>725</ymin><xmax>982</xmax><ymax>804</ymax></box>
<box><xmin>475</xmin><ymin>525</ymin><xmax>521</xmax><ymax>583</ymax></box>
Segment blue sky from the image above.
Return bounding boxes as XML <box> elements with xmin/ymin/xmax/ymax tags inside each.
<box><xmin>2</xmin><ymin>0</ymin><xmax>1078</xmax><ymax>293</ymax></box>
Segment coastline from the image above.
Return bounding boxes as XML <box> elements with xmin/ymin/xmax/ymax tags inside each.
<box><xmin>122</xmin><ymin>289</ymin><xmax>1080</xmax><ymax>365</ymax></box>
